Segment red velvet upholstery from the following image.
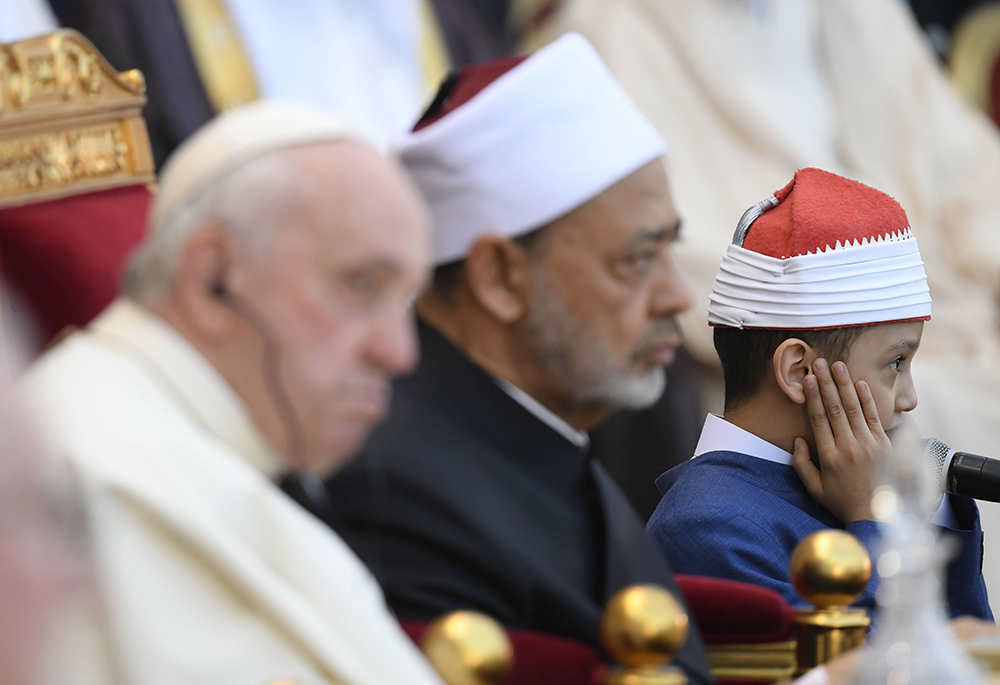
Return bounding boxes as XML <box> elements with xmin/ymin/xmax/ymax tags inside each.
<box><xmin>676</xmin><ymin>575</ymin><xmax>797</xmax><ymax>685</ymax></box>
<box><xmin>401</xmin><ymin>578</ymin><xmax>795</xmax><ymax>683</ymax></box>
<box><xmin>0</xmin><ymin>184</ymin><xmax>151</xmax><ymax>343</ymax></box>
<box><xmin>401</xmin><ymin>620</ymin><xmax>607</xmax><ymax>685</ymax></box>
<box><xmin>675</xmin><ymin>574</ymin><xmax>796</xmax><ymax>645</ymax></box>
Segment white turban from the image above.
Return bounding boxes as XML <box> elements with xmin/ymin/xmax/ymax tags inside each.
<box><xmin>397</xmin><ymin>33</ymin><xmax>667</xmax><ymax>265</ymax></box>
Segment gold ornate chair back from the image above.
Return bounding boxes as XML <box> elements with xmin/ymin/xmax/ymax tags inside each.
<box><xmin>0</xmin><ymin>29</ymin><xmax>154</xmax><ymax>209</ymax></box>
<box><xmin>949</xmin><ymin>2</ymin><xmax>1000</xmax><ymax>127</ymax></box>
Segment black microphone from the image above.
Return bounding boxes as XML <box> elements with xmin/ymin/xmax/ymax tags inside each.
<box><xmin>210</xmin><ymin>280</ymin><xmax>330</xmax><ymax>514</ymax></box>
<box><xmin>210</xmin><ymin>278</ymin><xmax>304</xmax><ymax>460</ymax></box>
<box><xmin>922</xmin><ymin>438</ymin><xmax>1000</xmax><ymax>503</ymax></box>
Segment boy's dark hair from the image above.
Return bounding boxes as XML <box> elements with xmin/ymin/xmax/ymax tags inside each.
<box><xmin>713</xmin><ymin>326</ymin><xmax>868</xmax><ymax>412</ymax></box>
<box><xmin>429</xmin><ymin>225</ymin><xmax>549</xmax><ymax>298</ymax></box>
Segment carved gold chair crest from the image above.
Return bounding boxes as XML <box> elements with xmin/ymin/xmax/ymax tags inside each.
<box><xmin>0</xmin><ymin>29</ymin><xmax>154</xmax><ymax>208</ymax></box>
<box><xmin>0</xmin><ymin>30</ymin><xmax>155</xmax><ymax>346</ymax></box>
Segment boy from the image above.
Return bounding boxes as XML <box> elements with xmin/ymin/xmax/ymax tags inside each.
<box><xmin>647</xmin><ymin>168</ymin><xmax>992</xmax><ymax>619</ymax></box>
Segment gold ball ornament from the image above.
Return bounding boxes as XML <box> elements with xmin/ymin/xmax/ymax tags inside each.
<box><xmin>790</xmin><ymin>530</ymin><xmax>872</xmax><ymax>609</ymax></box>
<box><xmin>420</xmin><ymin>611</ymin><xmax>514</xmax><ymax>685</ymax></box>
<box><xmin>121</xmin><ymin>68</ymin><xmax>146</xmax><ymax>94</ymax></box>
<box><xmin>600</xmin><ymin>585</ymin><xmax>689</xmax><ymax>668</ymax></box>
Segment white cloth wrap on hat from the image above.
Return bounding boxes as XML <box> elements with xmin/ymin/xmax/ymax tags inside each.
<box><xmin>396</xmin><ymin>33</ymin><xmax>666</xmax><ymax>265</ymax></box>
<box><xmin>708</xmin><ymin>238</ymin><xmax>932</xmax><ymax>329</ymax></box>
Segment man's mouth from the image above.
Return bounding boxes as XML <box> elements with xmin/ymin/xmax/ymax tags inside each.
<box><xmin>343</xmin><ymin>382</ymin><xmax>391</xmax><ymax>420</ymax></box>
<box><xmin>637</xmin><ymin>334</ymin><xmax>683</xmax><ymax>367</ymax></box>
<box><xmin>648</xmin><ymin>342</ymin><xmax>679</xmax><ymax>366</ymax></box>
<box><xmin>635</xmin><ymin>318</ymin><xmax>684</xmax><ymax>367</ymax></box>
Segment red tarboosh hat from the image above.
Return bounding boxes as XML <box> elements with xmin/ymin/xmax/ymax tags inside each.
<box><xmin>708</xmin><ymin>168</ymin><xmax>932</xmax><ymax>330</ymax></box>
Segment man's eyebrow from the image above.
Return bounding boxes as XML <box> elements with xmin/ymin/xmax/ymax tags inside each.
<box><xmin>628</xmin><ymin>220</ymin><xmax>683</xmax><ymax>248</ymax></box>
<box><xmin>360</xmin><ymin>258</ymin><xmax>405</xmax><ymax>273</ymax></box>
<box><xmin>339</xmin><ymin>258</ymin><xmax>404</xmax><ymax>280</ymax></box>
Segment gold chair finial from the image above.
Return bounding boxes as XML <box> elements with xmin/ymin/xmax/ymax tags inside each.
<box><xmin>790</xmin><ymin>529</ymin><xmax>872</xmax><ymax>609</ymax></box>
<box><xmin>600</xmin><ymin>584</ymin><xmax>689</xmax><ymax>685</ymax></box>
<box><xmin>420</xmin><ymin>611</ymin><xmax>513</xmax><ymax>685</ymax></box>
<box><xmin>790</xmin><ymin>530</ymin><xmax>872</xmax><ymax>674</ymax></box>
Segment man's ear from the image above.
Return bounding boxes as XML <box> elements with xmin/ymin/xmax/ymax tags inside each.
<box><xmin>463</xmin><ymin>235</ymin><xmax>533</xmax><ymax>323</ymax></box>
<box><xmin>173</xmin><ymin>225</ymin><xmax>240</xmax><ymax>340</ymax></box>
<box><xmin>773</xmin><ymin>338</ymin><xmax>815</xmax><ymax>405</ymax></box>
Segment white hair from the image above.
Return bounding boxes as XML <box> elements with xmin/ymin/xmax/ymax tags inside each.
<box><xmin>123</xmin><ymin>149</ymin><xmax>308</xmax><ymax>305</ymax></box>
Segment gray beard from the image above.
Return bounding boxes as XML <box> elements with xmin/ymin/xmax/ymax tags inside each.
<box><xmin>524</xmin><ymin>270</ymin><xmax>668</xmax><ymax>411</ymax></box>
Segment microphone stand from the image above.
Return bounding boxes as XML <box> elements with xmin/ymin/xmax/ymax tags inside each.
<box><xmin>852</xmin><ymin>435</ymin><xmax>984</xmax><ymax>684</ymax></box>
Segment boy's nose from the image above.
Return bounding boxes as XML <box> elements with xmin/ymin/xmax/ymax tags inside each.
<box><xmin>895</xmin><ymin>375</ymin><xmax>918</xmax><ymax>414</ymax></box>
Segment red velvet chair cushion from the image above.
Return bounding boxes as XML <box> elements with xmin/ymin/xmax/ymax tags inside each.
<box><xmin>401</xmin><ymin>620</ymin><xmax>607</xmax><ymax>685</ymax></box>
<box><xmin>675</xmin><ymin>574</ymin><xmax>795</xmax><ymax>645</ymax></box>
<box><xmin>0</xmin><ymin>184</ymin><xmax>151</xmax><ymax>343</ymax></box>
<box><xmin>402</xmin><ymin>577</ymin><xmax>794</xmax><ymax>683</ymax></box>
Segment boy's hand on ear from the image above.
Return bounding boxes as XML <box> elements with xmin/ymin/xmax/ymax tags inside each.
<box><xmin>792</xmin><ymin>358</ymin><xmax>892</xmax><ymax>524</ymax></box>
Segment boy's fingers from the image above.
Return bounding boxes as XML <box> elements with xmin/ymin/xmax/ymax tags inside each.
<box><xmin>804</xmin><ymin>372</ymin><xmax>835</xmax><ymax>451</ymax></box>
<box><xmin>813</xmin><ymin>359</ymin><xmax>850</xmax><ymax>438</ymax></box>
<box><xmin>791</xmin><ymin>437</ymin><xmax>823</xmax><ymax>499</ymax></box>
<box><xmin>831</xmin><ymin>361</ymin><xmax>868</xmax><ymax>437</ymax></box>
<box><xmin>856</xmin><ymin>380</ymin><xmax>887</xmax><ymax>439</ymax></box>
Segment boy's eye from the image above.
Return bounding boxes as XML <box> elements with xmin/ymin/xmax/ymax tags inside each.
<box><xmin>889</xmin><ymin>356</ymin><xmax>903</xmax><ymax>372</ymax></box>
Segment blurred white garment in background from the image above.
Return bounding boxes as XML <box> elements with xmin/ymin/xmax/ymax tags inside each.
<box><xmin>0</xmin><ymin>0</ymin><xmax>57</xmax><ymax>42</ymax></box>
<box><xmin>222</xmin><ymin>0</ymin><xmax>445</xmax><ymax>147</ymax></box>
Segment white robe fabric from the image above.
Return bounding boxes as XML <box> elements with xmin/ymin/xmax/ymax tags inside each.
<box><xmin>220</xmin><ymin>0</ymin><xmax>441</xmax><ymax>148</ymax></box>
<box><xmin>20</xmin><ymin>298</ymin><xmax>443</xmax><ymax>685</ymax></box>
<box><xmin>539</xmin><ymin>0</ymin><xmax>1000</xmax><ymax>599</ymax></box>
<box><xmin>0</xmin><ymin>0</ymin><xmax>57</xmax><ymax>42</ymax></box>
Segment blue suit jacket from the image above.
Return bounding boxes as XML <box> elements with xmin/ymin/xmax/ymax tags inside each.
<box><xmin>648</xmin><ymin>450</ymin><xmax>992</xmax><ymax>620</ymax></box>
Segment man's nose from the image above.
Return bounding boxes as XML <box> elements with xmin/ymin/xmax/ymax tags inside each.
<box><xmin>649</xmin><ymin>256</ymin><xmax>694</xmax><ymax>318</ymax></box>
<box><xmin>366</xmin><ymin>310</ymin><xmax>420</xmax><ymax>376</ymax></box>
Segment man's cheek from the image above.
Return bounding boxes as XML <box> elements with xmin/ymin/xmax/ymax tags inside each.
<box><xmin>295</xmin><ymin>341</ymin><xmax>349</xmax><ymax>384</ymax></box>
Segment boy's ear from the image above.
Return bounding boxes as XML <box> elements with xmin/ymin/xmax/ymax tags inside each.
<box><xmin>773</xmin><ymin>338</ymin><xmax>815</xmax><ymax>405</ymax></box>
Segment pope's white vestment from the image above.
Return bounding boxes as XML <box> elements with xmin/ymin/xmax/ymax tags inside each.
<box><xmin>20</xmin><ymin>298</ymin><xmax>443</xmax><ymax>685</ymax></box>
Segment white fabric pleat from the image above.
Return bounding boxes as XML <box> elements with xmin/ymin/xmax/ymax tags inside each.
<box><xmin>708</xmin><ymin>237</ymin><xmax>932</xmax><ymax>329</ymax></box>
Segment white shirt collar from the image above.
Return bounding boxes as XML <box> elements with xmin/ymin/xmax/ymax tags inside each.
<box><xmin>694</xmin><ymin>416</ymin><xmax>955</xmax><ymax>527</ymax></box>
<box><xmin>89</xmin><ymin>298</ymin><xmax>284</xmax><ymax>479</ymax></box>
<box><xmin>694</xmin><ymin>413</ymin><xmax>793</xmax><ymax>466</ymax></box>
<box><xmin>495</xmin><ymin>378</ymin><xmax>589</xmax><ymax>449</ymax></box>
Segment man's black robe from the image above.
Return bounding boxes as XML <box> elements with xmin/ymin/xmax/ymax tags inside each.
<box><xmin>324</xmin><ymin>320</ymin><xmax>713</xmax><ymax>684</ymax></box>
